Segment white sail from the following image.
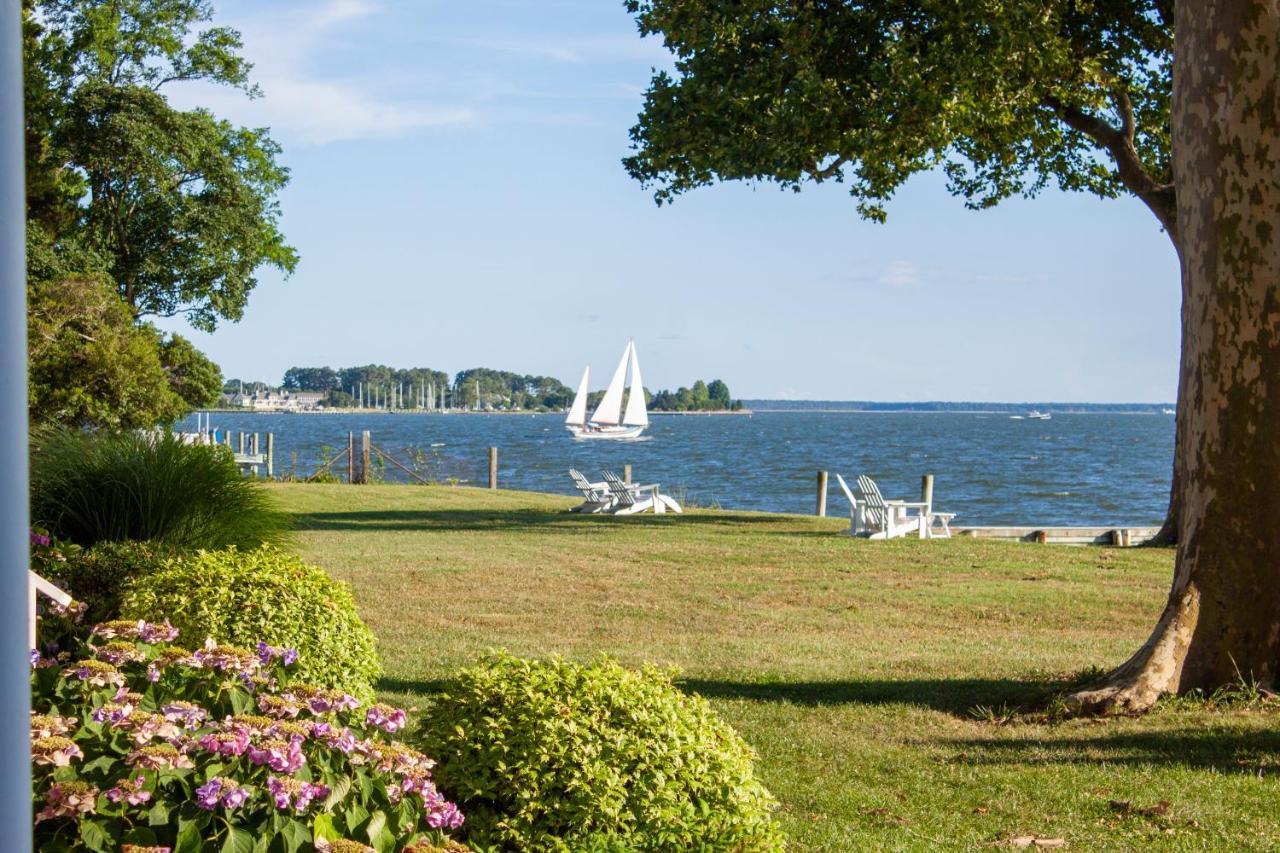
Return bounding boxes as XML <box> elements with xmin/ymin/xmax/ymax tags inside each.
<box><xmin>622</xmin><ymin>341</ymin><xmax>649</xmax><ymax>426</ymax></box>
<box><xmin>591</xmin><ymin>342</ymin><xmax>630</xmax><ymax>425</ymax></box>
<box><xmin>565</xmin><ymin>367</ymin><xmax>590</xmax><ymax>426</ymax></box>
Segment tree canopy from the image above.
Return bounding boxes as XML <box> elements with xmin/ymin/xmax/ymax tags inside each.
<box><xmin>25</xmin><ymin>0</ymin><xmax>297</xmax><ymax>331</ymax></box>
<box><xmin>453</xmin><ymin>369</ymin><xmax>574</xmax><ymax>410</ymax></box>
<box><xmin>28</xmin><ymin>275</ymin><xmax>186</xmax><ymax>429</ymax></box>
<box><xmin>649</xmin><ymin>377</ymin><xmax>739</xmax><ymax>411</ymax></box>
<box><xmin>159</xmin><ymin>333</ymin><xmax>224</xmax><ymax>409</ymax></box>
<box><xmin>625</xmin><ymin>0</ymin><xmax>1175</xmax><ymax>238</ymax></box>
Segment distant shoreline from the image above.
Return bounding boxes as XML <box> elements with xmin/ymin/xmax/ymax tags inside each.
<box><xmin>200</xmin><ymin>403</ymin><xmax>1173</xmax><ymax>416</ymax></box>
<box><xmin>198</xmin><ymin>407</ymin><xmax>755</xmax><ymax>416</ymax></box>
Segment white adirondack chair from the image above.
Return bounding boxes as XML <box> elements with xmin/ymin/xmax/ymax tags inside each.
<box><xmin>568</xmin><ymin>468</ymin><xmax>615</xmax><ymax>513</ymax></box>
<box><xmin>854</xmin><ymin>475</ymin><xmax>927</xmax><ymax>539</ymax></box>
<box><xmin>601</xmin><ymin>470</ymin><xmax>682</xmax><ymax>515</ymax></box>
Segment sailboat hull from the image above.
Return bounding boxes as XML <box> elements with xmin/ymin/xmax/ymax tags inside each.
<box><xmin>566</xmin><ymin>424</ymin><xmax>646</xmax><ymax>440</ymax></box>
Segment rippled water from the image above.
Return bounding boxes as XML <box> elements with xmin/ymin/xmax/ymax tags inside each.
<box><xmin>178</xmin><ymin>411</ymin><xmax>1175</xmax><ymax>526</ymax></box>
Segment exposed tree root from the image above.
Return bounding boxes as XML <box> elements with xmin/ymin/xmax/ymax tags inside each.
<box><xmin>1064</xmin><ymin>588</ymin><xmax>1199</xmax><ymax>716</ymax></box>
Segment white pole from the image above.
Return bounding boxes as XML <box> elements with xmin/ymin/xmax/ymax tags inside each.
<box><xmin>1</xmin><ymin>1</ymin><xmax>33</xmax><ymax>845</ymax></box>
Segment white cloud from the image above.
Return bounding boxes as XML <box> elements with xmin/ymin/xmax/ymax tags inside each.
<box><xmin>449</xmin><ymin>34</ymin><xmax>672</xmax><ymax>66</ymax></box>
<box><xmin>169</xmin><ymin>0</ymin><xmax>474</xmax><ymax>146</ymax></box>
<box><xmin>871</xmin><ymin>261</ymin><xmax>1048</xmax><ymax>289</ymax></box>
<box><xmin>879</xmin><ymin>260</ymin><xmax>919</xmax><ymax>287</ymax></box>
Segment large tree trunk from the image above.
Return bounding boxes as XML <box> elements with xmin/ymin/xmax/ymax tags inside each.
<box><xmin>1148</xmin><ymin>233</ymin><xmax>1188</xmax><ymax>549</ymax></box>
<box><xmin>1070</xmin><ymin>0</ymin><xmax>1280</xmax><ymax>714</ymax></box>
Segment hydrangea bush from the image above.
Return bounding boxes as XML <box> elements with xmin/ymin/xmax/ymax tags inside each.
<box><xmin>31</xmin><ymin>618</ymin><xmax>463</xmax><ymax>852</ymax></box>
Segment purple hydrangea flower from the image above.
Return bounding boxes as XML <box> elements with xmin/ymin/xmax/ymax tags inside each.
<box><xmin>195</xmin><ymin>777</ymin><xmax>248</xmax><ymax>810</ymax></box>
<box><xmin>266</xmin><ymin>776</ymin><xmax>328</xmax><ymax>813</ymax></box>
<box><xmin>221</xmin><ymin>785</ymin><xmax>250</xmax><ymax>809</ymax></box>
<box><xmin>427</xmin><ymin>802</ymin><xmax>465</xmax><ymax>830</ymax></box>
<box><xmin>105</xmin><ymin>775</ymin><xmax>151</xmax><ymax>806</ymax></box>
<box><xmin>322</xmin><ymin>725</ymin><xmax>356</xmax><ymax>753</ymax></box>
<box><xmin>364</xmin><ymin>703</ymin><xmax>407</xmax><ymax>733</ymax></box>
<box><xmin>198</xmin><ymin>729</ymin><xmax>250</xmax><ymax>757</ymax></box>
<box><xmin>30</xmin><ymin>530</ymin><xmax>51</xmax><ymax>547</ymax></box>
<box><xmin>246</xmin><ymin>737</ymin><xmax>305</xmax><ymax>773</ymax></box>
<box><xmin>195</xmin><ymin>779</ymin><xmax>224</xmax><ymax>810</ymax></box>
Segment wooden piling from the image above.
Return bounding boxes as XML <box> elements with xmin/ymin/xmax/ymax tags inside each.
<box><xmin>623</xmin><ymin>464</ymin><xmax>632</xmax><ymax>485</ymax></box>
<box><xmin>251</xmin><ymin>433</ymin><xmax>259</xmax><ymax>456</ymax></box>
<box><xmin>265</xmin><ymin>433</ymin><xmax>274</xmax><ymax>478</ymax></box>
<box><xmin>347</xmin><ymin>432</ymin><xmax>355</xmax><ymax>483</ymax></box>
<box><xmin>237</xmin><ymin>432</ymin><xmax>245</xmax><ymax>454</ymax></box>
<box><xmin>360</xmin><ymin>431</ymin><xmax>371</xmax><ymax>484</ymax></box>
<box><xmin>921</xmin><ymin>474</ymin><xmax>934</xmax><ymax>510</ymax></box>
<box><xmin>488</xmin><ymin>447</ymin><xmax>498</xmax><ymax>490</ymax></box>
<box><xmin>816</xmin><ymin>470</ymin><xmax>828</xmax><ymax>517</ymax></box>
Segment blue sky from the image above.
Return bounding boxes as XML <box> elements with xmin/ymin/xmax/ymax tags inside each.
<box><xmin>158</xmin><ymin>0</ymin><xmax>1180</xmax><ymax>402</ymax></box>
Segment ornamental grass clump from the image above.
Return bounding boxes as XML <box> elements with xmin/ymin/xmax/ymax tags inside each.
<box><xmin>416</xmin><ymin>653</ymin><xmax>785</xmax><ymax>852</ymax></box>
<box><xmin>30</xmin><ymin>428</ymin><xmax>291</xmax><ymax>551</ymax></box>
<box><xmin>31</xmin><ymin>616</ymin><xmax>463</xmax><ymax>852</ymax></box>
<box><xmin>121</xmin><ymin>546</ymin><xmax>382</xmax><ymax>700</ymax></box>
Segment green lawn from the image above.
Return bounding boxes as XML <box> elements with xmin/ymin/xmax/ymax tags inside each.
<box><xmin>273</xmin><ymin>483</ymin><xmax>1280</xmax><ymax>851</ymax></box>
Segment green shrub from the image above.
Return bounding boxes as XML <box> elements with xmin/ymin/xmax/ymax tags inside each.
<box><xmin>121</xmin><ymin>547</ymin><xmax>382</xmax><ymax>700</ymax></box>
<box><xmin>30</xmin><ymin>428</ymin><xmax>292</xmax><ymax>550</ymax></box>
<box><xmin>31</xmin><ymin>617</ymin><xmax>463</xmax><ymax>851</ymax></box>
<box><xmin>416</xmin><ymin>653</ymin><xmax>785</xmax><ymax>852</ymax></box>
<box><xmin>39</xmin><ymin>540</ymin><xmax>176</xmax><ymax>627</ymax></box>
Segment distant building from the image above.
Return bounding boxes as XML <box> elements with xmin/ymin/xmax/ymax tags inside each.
<box><xmin>226</xmin><ymin>389</ymin><xmax>326</xmax><ymax>411</ymax></box>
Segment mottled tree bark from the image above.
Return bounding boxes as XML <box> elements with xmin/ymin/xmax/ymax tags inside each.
<box><xmin>1071</xmin><ymin>0</ymin><xmax>1280</xmax><ymax>713</ymax></box>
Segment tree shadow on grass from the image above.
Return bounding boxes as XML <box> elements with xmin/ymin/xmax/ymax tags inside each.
<box><xmin>376</xmin><ymin>674</ymin><xmax>1062</xmax><ymax>717</ymax></box>
<box><xmin>945</xmin><ymin>726</ymin><xmax>1280</xmax><ymax>773</ymax></box>
<box><xmin>293</xmin><ymin>508</ymin><xmax>840</xmax><ymax>535</ymax></box>
<box><xmin>676</xmin><ymin>677</ymin><xmax>1062</xmax><ymax>716</ymax></box>
<box><xmin>378</xmin><ymin>676</ymin><xmax>448</xmax><ymax>697</ymax></box>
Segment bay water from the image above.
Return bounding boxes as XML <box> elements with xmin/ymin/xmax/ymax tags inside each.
<box><xmin>180</xmin><ymin>411</ymin><xmax>1174</xmax><ymax>526</ymax></box>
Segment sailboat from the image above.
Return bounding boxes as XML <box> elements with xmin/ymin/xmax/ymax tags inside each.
<box><xmin>565</xmin><ymin>340</ymin><xmax>649</xmax><ymax>440</ymax></box>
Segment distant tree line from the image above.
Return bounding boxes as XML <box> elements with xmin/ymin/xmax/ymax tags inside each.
<box><xmin>276</xmin><ymin>366</ymin><xmax>450</xmax><ymax>408</ymax></box>
<box><xmin>270</xmin><ymin>366</ymin><xmax>573</xmax><ymax>411</ymax></box>
<box><xmin>452</xmin><ymin>369</ymin><xmax>574</xmax><ymax>411</ymax></box>
<box><xmin>648</xmin><ymin>379</ymin><xmax>741</xmax><ymax>412</ymax></box>
<box><xmin>246</xmin><ymin>368</ymin><xmax>743</xmax><ymax>414</ymax></box>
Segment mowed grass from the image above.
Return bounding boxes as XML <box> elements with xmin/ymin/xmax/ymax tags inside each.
<box><xmin>272</xmin><ymin>483</ymin><xmax>1280</xmax><ymax>851</ymax></box>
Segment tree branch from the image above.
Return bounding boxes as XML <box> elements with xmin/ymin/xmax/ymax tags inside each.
<box><xmin>808</xmin><ymin>155</ymin><xmax>848</xmax><ymax>182</ymax></box>
<box><xmin>1043</xmin><ymin>95</ymin><xmax>1177</xmax><ymax>241</ymax></box>
<box><xmin>1114</xmin><ymin>88</ymin><xmax>1136</xmax><ymax>143</ymax></box>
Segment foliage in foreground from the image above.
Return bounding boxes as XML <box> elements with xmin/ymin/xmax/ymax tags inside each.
<box><xmin>122</xmin><ymin>547</ymin><xmax>382</xmax><ymax>701</ymax></box>
<box><xmin>416</xmin><ymin>653</ymin><xmax>785</xmax><ymax>852</ymax></box>
<box><xmin>30</xmin><ymin>430</ymin><xmax>292</xmax><ymax>551</ymax></box>
<box><xmin>31</xmin><ymin>618</ymin><xmax>462</xmax><ymax>852</ymax></box>
<box><xmin>34</xmin><ymin>539</ymin><xmax>174</xmax><ymax>632</ymax></box>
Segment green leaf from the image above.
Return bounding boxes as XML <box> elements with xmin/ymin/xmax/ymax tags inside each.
<box><xmin>313</xmin><ymin>812</ymin><xmax>340</xmax><ymax>843</ymax></box>
<box><xmin>221</xmin><ymin>825</ymin><xmax>256</xmax><ymax>853</ymax></box>
<box><xmin>147</xmin><ymin>800</ymin><xmax>171</xmax><ymax>826</ymax></box>
<box><xmin>229</xmin><ymin>688</ymin><xmax>252</xmax><ymax>715</ymax></box>
<box><xmin>366</xmin><ymin>809</ymin><xmax>395</xmax><ymax>853</ymax></box>
<box><xmin>322</xmin><ymin>774</ymin><xmax>352</xmax><ymax>811</ymax></box>
<box><xmin>78</xmin><ymin>818</ymin><xmax>114</xmax><ymax>853</ymax></box>
<box><xmin>281</xmin><ymin>818</ymin><xmax>311</xmax><ymax>853</ymax></box>
<box><xmin>175</xmin><ymin>816</ymin><xmax>204</xmax><ymax>853</ymax></box>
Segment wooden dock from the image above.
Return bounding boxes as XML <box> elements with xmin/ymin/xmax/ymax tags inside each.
<box><xmin>951</xmin><ymin>526</ymin><xmax>1159</xmax><ymax>546</ymax></box>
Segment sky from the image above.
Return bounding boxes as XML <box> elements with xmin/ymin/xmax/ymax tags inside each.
<box><xmin>157</xmin><ymin>0</ymin><xmax>1181</xmax><ymax>403</ymax></box>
